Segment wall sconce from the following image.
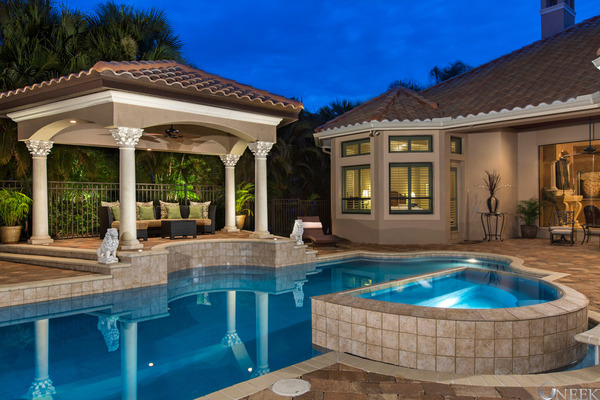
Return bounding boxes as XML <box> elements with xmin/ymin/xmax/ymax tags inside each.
<box><xmin>369</xmin><ymin>130</ymin><xmax>380</xmax><ymax>137</ymax></box>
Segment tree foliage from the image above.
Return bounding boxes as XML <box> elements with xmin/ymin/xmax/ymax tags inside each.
<box><xmin>388</xmin><ymin>78</ymin><xmax>424</xmax><ymax>92</ymax></box>
<box><xmin>0</xmin><ymin>0</ymin><xmax>184</xmax><ymax>181</ymax></box>
<box><xmin>429</xmin><ymin>60</ymin><xmax>473</xmax><ymax>85</ymax></box>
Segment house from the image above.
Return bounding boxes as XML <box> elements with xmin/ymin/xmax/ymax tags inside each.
<box><xmin>313</xmin><ymin>1</ymin><xmax>600</xmax><ymax>244</ymax></box>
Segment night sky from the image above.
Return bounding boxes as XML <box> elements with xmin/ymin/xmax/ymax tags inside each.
<box><xmin>65</xmin><ymin>0</ymin><xmax>600</xmax><ymax>111</ymax></box>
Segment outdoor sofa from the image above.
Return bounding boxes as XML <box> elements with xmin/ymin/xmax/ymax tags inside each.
<box><xmin>99</xmin><ymin>203</ymin><xmax>216</xmax><ymax>239</ymax></box>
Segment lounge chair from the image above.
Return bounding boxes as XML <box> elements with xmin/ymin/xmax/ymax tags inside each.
<box><xmin>549</xmin><ymin>210</ymin><xmax>575</xmax><ymax>245</ymax></box>
<box><xmin>298</xmin><ymin>216</ymin><xmax>341</xmax><ymax>247</ymax></box>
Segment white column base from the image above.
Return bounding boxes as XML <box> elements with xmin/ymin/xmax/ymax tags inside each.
<box><xmin>28</xmin><ymin>236</ymin><xmax>53</xmax><ymax>245</ymax></box>
<box><xmin>249</xmin><ymin>231</ymin><xmax>272</xmax><ymax>239</ymax></box>
<box><xmin>222</xmin><ymin>226</ymin><xmax>240</xmax><ymax>233</ymax></box>
<box><xmin>119</xmin><ymin>241</ymin><xmax>143</xmax><ymax>251</ymax></box>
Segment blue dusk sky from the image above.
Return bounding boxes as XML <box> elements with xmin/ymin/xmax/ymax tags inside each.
<box><xmin>65</xmin><ymin>0</ymin><xmax>600</xmax><ymax>111</ymax></box>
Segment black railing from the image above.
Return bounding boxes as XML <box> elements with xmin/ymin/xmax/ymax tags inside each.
<box><xmin>0</xmin><ymin>181</ymin><xmax>329</xmax><ymax>240</ymax></box>
<box><xmin>269</xmin><ymin>199</ymin><xmax>331</xmax><ymax>237</ymax></box>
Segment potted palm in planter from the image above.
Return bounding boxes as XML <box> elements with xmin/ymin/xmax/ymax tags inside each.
<box><xmin>0</xmin><ymin>189</ymin><xmax>32</xmax><ymax>243</ymax></box>
<box><xmin>516</xmin><ymin>197</ymin><xmax>542</xmax><ymax>238</ymax></box>
<box><xmin>235</xmin><ymin>182</ymin><xmax>254</xmax><ymax>230</ymax></box>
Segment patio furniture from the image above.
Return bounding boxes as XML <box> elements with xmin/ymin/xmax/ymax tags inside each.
<box><xmin>99</xmin><ymin>204</ymin><xmax>216</xmax><ymax>239</ymax></box>
<box><xmin>549</xmin><ymin>210</ymin><xmax>575</xmax><ymax>245</ymax></box>
<box><xmin>136</xmin><ymin>221</ymin><xmax>149</xmax><ymax>241</ymax></box>
<box><xmin>299</xmin><ymin>216</ymin><xmax>341</xmax><ymax>247</ymax></box>
<box><xmin>161</xmin><ymin>219</ymin><xmax>197</xmax><ymax>240</ymax></box>
<box><xmin>581</xmin><ymin>205</ymin><xmax>600</xmax><ymax>244</ymax></box>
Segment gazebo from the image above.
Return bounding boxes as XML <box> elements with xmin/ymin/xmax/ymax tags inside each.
<box><xmin>0</xmin><ymin>60</ymin><xmax>302</xmax><ymax>249</ymax></box>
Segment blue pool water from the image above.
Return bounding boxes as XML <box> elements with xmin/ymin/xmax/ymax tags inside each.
<box><xmin>0</xmin><ymin>256</ymin><xmax>580</xmax><ymax>400</ymax></box>
<box><xmin>356</xmin><ymin>268</ymin><xmax>561</xmax><ymax>308</ymax></box>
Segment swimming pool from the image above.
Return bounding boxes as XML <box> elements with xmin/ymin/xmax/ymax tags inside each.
<box><xmin>356</xmin><ymin>268</ymin><xmax>561</xmax><ymax>308</ymax></box>
<box><xmin>0</xmin><ymin>255</ymin><xmax>583</xmax><ymax>399</ymax></box>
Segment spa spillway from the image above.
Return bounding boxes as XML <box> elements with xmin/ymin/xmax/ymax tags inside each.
<box><xmin>312</xmin><ymin>267</ymin><xmax>589</xmax><ymax>375</ymax></box>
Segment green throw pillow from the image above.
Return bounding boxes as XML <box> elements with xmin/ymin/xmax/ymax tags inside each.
<box><xmin>138</xmin><ymin>206</ymin><xmax>154</xmax><ymax>220</ymax></box>
<box><xmin>110</xmin><ymin>206</ymin><xmax>120</xmax><ymax>221</ymax></box>
<box><xmin>189</xmin><ymin>206</ymin><xmax>204</xmax><ymax>219</ymax></box>
<box><xmin>166</xmin><ymin>206</ymin><xmax>182</xmax><ymax>219</ymax></box>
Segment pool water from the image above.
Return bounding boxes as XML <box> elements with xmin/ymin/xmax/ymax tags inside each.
<box><xmin>0</xmin><ymin>256</ymin><xmax>583</xmax><ymax>400</ymax></box>
<box><xmin>357</xmin><ymin>269</ymin><xmax>561</xmax><ymax>309</ymax></box>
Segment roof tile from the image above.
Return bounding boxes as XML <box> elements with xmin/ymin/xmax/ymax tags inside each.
<box><xmin>0</xmin><ymin>60</ymin><xmax>302</xmax><ymax>111</ymax></box>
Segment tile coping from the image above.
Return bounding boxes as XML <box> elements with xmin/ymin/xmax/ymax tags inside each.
<box><xmin>199</xmin><ymin>351</ymin><xmax>600</xmax><ymax>400</ymax></box>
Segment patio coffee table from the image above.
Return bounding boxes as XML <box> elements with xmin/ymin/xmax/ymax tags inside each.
<box><xmin>161</xmin><ymin>219</ymin><xmax>197</xmax><ymax>240</ymax></box>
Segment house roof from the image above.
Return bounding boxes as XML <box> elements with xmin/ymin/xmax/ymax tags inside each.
<box><xmin>0</xmin><ymin>60</ymin><xmax>302</xmax><ymax>113</ymax></box>
<box><xmin>316</xmin><ymin>14</ymin><xmax>600</xmax><ymax>133</ymax></box>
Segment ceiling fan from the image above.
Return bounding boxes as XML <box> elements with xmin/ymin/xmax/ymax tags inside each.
<box><xmin>568</xmin><ymin>117</ymin><xmax>600</xmax><ymax>157</ymax></box>
<box><xmin>144</xmin><ymin>125</ymin><xmax>184</xmax><ymax>143</ymax></box>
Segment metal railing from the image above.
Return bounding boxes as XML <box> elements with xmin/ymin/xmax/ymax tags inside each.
<box><xmin>269</xmin><ymin>199</ymin><xmax>331</xmax><ymax>237</ymax></box>
<box><xmin>0</xmin><ymin>181</ymin><xmax>328</xmax><ymax>239</ymax></box>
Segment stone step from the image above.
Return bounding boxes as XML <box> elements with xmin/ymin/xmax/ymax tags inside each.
<box><xmin>0</xmin><ymin>252</ymin><xmax>122</xmax><ymax>275</ymax></box>
<box><xmin>0</xmin><ymin>244</ymin><xmax>97</xmax><ymax>261</ymax></box>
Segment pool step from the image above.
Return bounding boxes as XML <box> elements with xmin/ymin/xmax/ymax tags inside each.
<box><xmin>0</xmin><ymin>244</ymin><xmax>97</xmax><ymax>260</ymax></box>
<box><xmin>0</xmin><ymin>250</ymin><xmax>123</xmax><ymax>275</ymax></box>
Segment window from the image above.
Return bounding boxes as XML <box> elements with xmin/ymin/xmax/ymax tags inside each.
<box><xmin>342</xmin><ymin>139</ymin><xmax>370</xmax><ymax>157</ymax></box>
<box><xmin>389</xmin><ymin>136</ymin><xmax>432</xmax><ymax>152</ymax></box>
<box><xmin>342</xmin><ymin>165</ymin><xmax>371</xmax><ymax>213</ymax></box>
<box><xmin>450</xmin><ymin>137</ymin><xmax>462</xmax><ymax>154</ymax></box>
<box><xmin>389</xmin><ymin>163</ymin><xmax>433</xmax><ymax>213</ymax></box>
<box><xmin>450</xmin><ymin>167</ymin><xmax>458</xmax><ymax>231</ymax></box>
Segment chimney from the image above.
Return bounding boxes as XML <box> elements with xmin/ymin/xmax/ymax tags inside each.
<box><xmin>541</xmin><ymin>0</ymin><xmax>575</xmax><ymax>38</ymax></box>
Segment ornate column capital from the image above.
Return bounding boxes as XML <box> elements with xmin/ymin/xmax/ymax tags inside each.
<box><xmin>110</xmin><ymin>127</ymin><xmax>143</xmax><ymax>149</ymax></box>
<box><xmin>248</xmin><ymin>141</ymin><xmax>274</xmax><ymax>159</ymax></box>
<box><xmin>25</xmin><ymin>140</ymin><xmax>53</xmax><ymax>157</ymax></box>
<box><xmin>219</xmin><ymin>154</ymin><xmax>241</xmax><ymax>167</ymax></box>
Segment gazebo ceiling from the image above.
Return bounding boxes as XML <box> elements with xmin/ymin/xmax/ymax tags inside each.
<box><xmin>0</xmin><ymin>60</ymin><xmax>303</xmax><ymax>155</ymax></box>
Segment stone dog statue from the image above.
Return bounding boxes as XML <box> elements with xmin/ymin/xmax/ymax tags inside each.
<box><xmin>290</xmin><ymin>219</ymin><xmax>304</xmax><ymax>246</ymax></box>
<box><xmin>97</xmin><ymin>228</ymin><xmax>119</xmax><ymax>264</ymax></box>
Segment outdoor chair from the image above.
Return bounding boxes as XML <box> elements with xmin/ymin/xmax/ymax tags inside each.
<box><xmin>298</xmin><ymin>216</ymin><xmax>341</xmax><ymax>247</ymax></box>
<box><xmin>549</xmin><ymin>210</ymin><xmax>575</xmax><ymax>245</ymax></box>
<box><xmin>581</xmin><ymin>205</ymin><xmax>600</xmax><ymax>244</ymax></box>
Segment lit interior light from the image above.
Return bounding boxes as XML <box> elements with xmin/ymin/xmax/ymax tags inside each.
<box><xmin>147</xmin><ymin>149</ymin><xmax>152</xmax><ymax>151</ymax></box>
<box><xmin>69</xmin><ymin>120</ymin><xmax>77</xmax><ymax>124</ymax></box>
<box><xmin>149</xmin><ymin>362</ymin><xmax>154</xmax><ymax>367</ymax></box>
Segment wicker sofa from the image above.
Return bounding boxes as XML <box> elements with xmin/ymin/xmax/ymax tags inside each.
<box><xmin>99</xmin><ymin>204</ymin><xmax>216</xmax><ymax>239</ymax></box>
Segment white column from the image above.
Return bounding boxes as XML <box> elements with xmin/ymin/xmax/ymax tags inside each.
<box><xmin>25</xmin><ymin>140</ymin><xmax>53</xmax><ymax>245</ymax></box>
<box><xmin>28</xmin><ymin>319</ymin><xmax>56</xmax><ymax>399</ymax></box>
<box><xmin>252</xmin><ymin>291</ymin><xmax>270</xmax><ymax>377</ymax></box>
<box><xmin>247</xmin><ymin>141</ymin><xmax>273</xmax><ymax>238</ymax></box>
<box><xmin>221</xmin><ymin>291</ymin><xmax>242</xmax><ymax>346</ymax></box>
<box><xmin>219</xmin><ymin>155</ymin><xmax>241</xmax><ymax>233</ymax></box>
<box><xmin>110</xmin><ymin>127</ymin><xmax>143</xmax><ymax>250</ymax></box>
<box><xmin>121</xmin><ymin>321</ymin><xmax>138</xmax><ymax>400</ymax></box>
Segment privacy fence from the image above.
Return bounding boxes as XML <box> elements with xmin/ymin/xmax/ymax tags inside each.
<box><xmin>0</xmin><ymin>181</ymin><xmax>330</xmax><ymax>240</ymax></box>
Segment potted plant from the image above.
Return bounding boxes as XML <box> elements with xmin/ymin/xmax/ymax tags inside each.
<box><xmin>516</xmin><ymin>197</ymin><xmax>542</xmax><ymax>238</ymax></box>
<box><xmin>0</xmin><ymin>189</ymin><xmax>32</xmax><ymax>243</ymax></box>
<box><xmin>235</xmin><ymin>182</ymin><xmax>254</xmax><ymax>230</ymax></box>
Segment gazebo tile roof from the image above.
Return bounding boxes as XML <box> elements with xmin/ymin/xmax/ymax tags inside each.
<box><xmin>0</xmin><ymin>60</ymin><xmax>302</xmax><ymax>111</ymax></box>
<box><xmin>317</xmin><ymin>14</ymin><xmax>600</xmax><ymax>132</ymax></box>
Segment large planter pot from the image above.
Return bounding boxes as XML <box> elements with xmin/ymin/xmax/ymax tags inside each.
<box><xmin>235</xmin><ymin>215</ymin><xmax>246</xmax><ymax>230</ymax></box>
<box><xmin>520</xmin><ymin>225</ymin><xmax>538</xmax><ymax>239</ymax></box>
<box><xmin>0</xmin><ymin>225</ymin><xmax>22</xmax><ymax>244</ymax></box>
<box><xmin>487</xmin><ymin>196</ymin><xmax>499</xmax><ymax>213</ymax></box>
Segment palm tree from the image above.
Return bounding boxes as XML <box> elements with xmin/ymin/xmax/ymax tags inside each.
<box><xmin>429</xmin><ymin>60</ymin><xmax>473</xmax><ymax>85</ymax></box>
<box><xmin>86</xmin><ymin>1</ymin><xmax>184</xmax><ymax>62</ymax></box>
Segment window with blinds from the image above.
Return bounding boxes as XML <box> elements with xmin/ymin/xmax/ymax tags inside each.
<box><xmin>342</xmin><ymin>139</ymin><xmax>370</xmax><ymax>157</ymax></box>
<box><xmin>342</xmin><ymin>165</ymin><xmax>371</xmax><ymax>213</ymax></box>
<box><xmin>389</xmin><ymin>136</ymin><xmax>432</xmax><ymax>152</ymax></box>
<box><xmin>450</xmin><ymin>137</ymin><xmax>462</xmax><ymax>154</ymax></box>
<box><xmin>389</xmin><ymin>163</ymin><xmax>432</xmax><ymax>213</ymax></box>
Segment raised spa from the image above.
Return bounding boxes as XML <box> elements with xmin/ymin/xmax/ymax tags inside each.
<box><xmin>312</xmin><ymin>267</ymin><xmax>589</xmax><ymax>375</ymax></box>
<box><xmin>356</xmin><ymin>268</ymin><xmax>561</xmax><ymax>309</ymax></box>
